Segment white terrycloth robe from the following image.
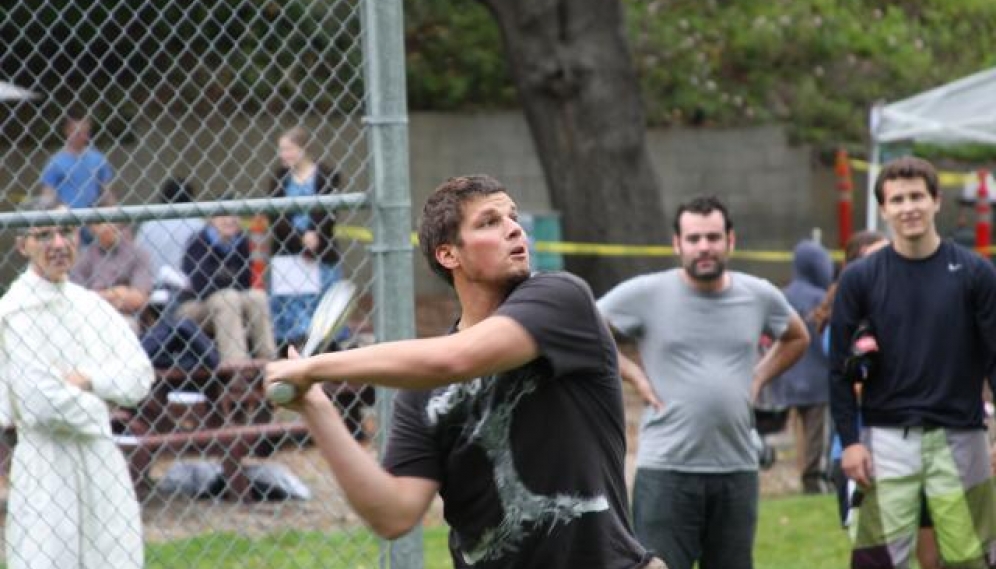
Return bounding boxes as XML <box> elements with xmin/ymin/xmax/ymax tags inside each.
<box><xmin>0</xmin><ymin>269</ymin><xmax>153</xmax><ymax>569</ymax></box>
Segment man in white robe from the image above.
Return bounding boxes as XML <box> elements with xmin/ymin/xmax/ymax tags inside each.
<box><xmin>0</xmin><ymin>198</ymin><xmax>153</xmax><ymax>569</ymax></box>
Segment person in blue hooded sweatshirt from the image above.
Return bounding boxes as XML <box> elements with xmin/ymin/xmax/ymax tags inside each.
<box><xmin>768</xmin><ymin>239</ymin><xmax>833</xmax><ymax>494</ymax></box>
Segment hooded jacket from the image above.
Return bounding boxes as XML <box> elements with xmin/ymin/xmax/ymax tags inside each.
<box><xmin>768</xmin><ymin>240</ymin><xmax>833</xmax><ymax>407</ymax></box>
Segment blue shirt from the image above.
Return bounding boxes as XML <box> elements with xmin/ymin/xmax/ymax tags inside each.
<box><xmin>284</xmin><ymin>175</ymin><xmax>316</xmax><ymax>232</ymax></box>
<box><xmin>40</xmin><ymin>148</ymin><xmax>113</xmax><ymax>208</ymax></box>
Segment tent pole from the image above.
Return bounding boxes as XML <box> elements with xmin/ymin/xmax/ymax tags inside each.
<box><xmin>866</xmin><ymin>143</ymin><xmax>880</xmax><ymax>231</ymax></box>
<box><xmin>866</xmin><ymin>102</ymin><xmax>884</xmax><ymax>231</ymax></box>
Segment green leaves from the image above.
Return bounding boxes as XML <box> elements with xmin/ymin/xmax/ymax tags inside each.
<box><xmin>404</xmin><ymin>0</ymin><xmax>516</xmax><ymax>110</ymax></box>
<box><xmin>400</xmin><ymin>0</ymin><xmax>996</xmax><ymax>147</ymax></box>
<box><xmin>623</xmin><ymin>0</ymin><xmax>996</xmax><ymax>145</ymax></box>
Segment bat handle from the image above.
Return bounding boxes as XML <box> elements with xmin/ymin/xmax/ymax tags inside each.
<box><xmin>266</xmin><ymin>381</ymin><xmax>299</xmax><ymax>405</ymax></box>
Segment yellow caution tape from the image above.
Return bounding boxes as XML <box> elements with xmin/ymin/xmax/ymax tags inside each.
<box><xmin>334</xmin><ymin>225</ymin><xmax>848</xmax><ymax>263</ymax></box>
<box><xmin>335</xmin><ymin>225</ymin><xmax>374</xmax><ymax>242</ymax></box>
<box><xmin>849</xmin><ymin>158</ymin><xmax>982</xmax><ymax>189</ymax></box>
<box><xmin>534</xmin><ymin>241</ymin><xmax>671</xmax><ymax>257</ymax></box>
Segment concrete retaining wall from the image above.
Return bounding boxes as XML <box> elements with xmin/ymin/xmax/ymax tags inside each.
<box><xmin>2</xmin><ymin>111</ymin><xmax>966</xmax><ymax>294</ymax></box>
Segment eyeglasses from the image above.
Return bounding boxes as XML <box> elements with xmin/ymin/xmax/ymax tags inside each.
<box><xmin>23</xmin><ymin>227</ymin><xmax>77</xmax><ymax>243</ymax></box>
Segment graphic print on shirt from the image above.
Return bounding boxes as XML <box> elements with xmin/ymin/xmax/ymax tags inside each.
<box><xmin>425</xmin><ymin>372</ymin><xmax>609</xmax><ymax>565</ymax></box>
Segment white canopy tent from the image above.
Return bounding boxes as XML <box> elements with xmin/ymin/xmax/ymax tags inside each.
<box><xmin>866</xmin><ymin>66</ymin><xmax>996</xmax><ymax>229</ymax></box>
<box><xmin>0</xmin><ymin>81</ymin><xmax>38</xmax><ymax>102</ymax></box>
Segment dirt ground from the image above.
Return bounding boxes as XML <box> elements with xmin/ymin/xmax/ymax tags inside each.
<box><xmin>0</xmin><ymin>294</ymin><xmax>806</xmax><ymax>549</ymax></box>
<box><xmin>132</xmin><ymin>379</ymin><xmax>803</xmax><ymax>540</ymax></box>
<box><xmin>132</xmin><ymin>378</ymin><xmax>804</xmax><ymax>543</ymax></box>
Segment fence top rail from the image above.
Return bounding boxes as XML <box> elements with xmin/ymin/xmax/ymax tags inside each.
<box><xmin>0</xmin><ymin>193</ymin><xmax>370</xmax><ymax>229</ymax></box>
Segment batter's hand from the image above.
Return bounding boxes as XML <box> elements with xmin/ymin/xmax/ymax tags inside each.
<box><xmin>264</xmin><ymin>346</ymin><xmax>314</xmax><ymax>401</ymax></box>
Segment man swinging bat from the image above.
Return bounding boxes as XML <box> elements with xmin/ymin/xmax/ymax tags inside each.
<box><xmin>265</xmin><ymin>174</ymin><xmax>665</xmax><ymax>568</ymax></box>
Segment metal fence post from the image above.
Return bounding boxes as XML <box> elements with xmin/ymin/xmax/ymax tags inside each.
<box><xmin>363</xmin><ymin>0</ymin><xmax>420</xmax><ymax>568</ymax></box>
<box><xmin>1</xmin><ymin>0</ymin><xmax>411</xmax><ymax>566</ymax></box>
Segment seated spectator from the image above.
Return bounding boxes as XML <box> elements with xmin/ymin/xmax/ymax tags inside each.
<box><xmin>178</xmin><ymin>213</ymin><xmax>277</xmax><ymax>364</ymax></box>
<box><xmin>135</xmin><ymin>177</ymin><xmax>205</xmax><ymax>289</ymax></box>
<box><xmin>71</xmin><ymin>221</ymin><xmax>153</xmax><ymax>329</ymax></box>
<box><xmin>139</xmin><ymin>287</ymin><xmax>219</xmax><ymax>373</ymax></box>
<box><xmin>115</xmin><ymin>287</ymin><xmax>221</xmax><ymax>436</ymax></box>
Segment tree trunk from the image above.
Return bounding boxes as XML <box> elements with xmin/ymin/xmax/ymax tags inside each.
<box><xmin>479</xmin><ymin>0</ymin><xmax>668</xmax><ymax>295</ymax></box>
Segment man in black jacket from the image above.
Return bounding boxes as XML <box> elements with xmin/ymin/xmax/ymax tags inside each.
<box><xmin>830</xmin><ymin>156</ymin><xmax>996</xmax><ymax>569</ymax></box>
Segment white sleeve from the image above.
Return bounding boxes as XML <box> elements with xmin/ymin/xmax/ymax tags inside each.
<box><xmin>2</xmin><ymin>317</ymin><xmax>110</xmax><ymax>437</ymax></box>
<box><xmin>0</xmin><ymin>330</ymin><xmax>13</xmax><ymax>429</ymax></box>
<box><xmin>75</xmin><ymin>299</ymin><xmax>154</xmax><ymax>408</ymax></box>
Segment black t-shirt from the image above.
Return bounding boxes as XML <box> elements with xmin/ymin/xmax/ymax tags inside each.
<box><xmin>383</xmin><ymin>272</ymin><xmax>650</xmax><ymax>569</ymax></box>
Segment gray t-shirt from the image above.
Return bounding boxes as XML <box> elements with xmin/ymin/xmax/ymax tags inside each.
<box><xmin>598</xmin><ymin>270</ymin><xmax>794</xmax><ymax>472</ymax></box>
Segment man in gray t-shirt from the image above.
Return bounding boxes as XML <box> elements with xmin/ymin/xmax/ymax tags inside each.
<box><xmin>598</xmin><ymin>195</ymin><xmax>808</xmax><ymax>569</ymax></box>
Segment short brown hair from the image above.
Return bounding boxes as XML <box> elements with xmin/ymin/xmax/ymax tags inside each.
<box><xmin>417</xmin><ymin>175</ymin><xmax>508</xmax><ymax>285</ymax></box>
<box><xmin>672</xmin><ymin>195</ymin><xmax>733</xmax><ymax>236</ymax></box>
<box><xmin>873</xmin><ymin>156</ymin><xmax>938</xmax><ymax>205</ymax></box>
<box><xmin>810</xmin><ymin>230</ymin><xmax>888</xmax><ymax>332</ymax></box>
<box><xmin>843</xmin><ymin>230</ymin><xmax>887</xmax><ymax>264</ymax></box>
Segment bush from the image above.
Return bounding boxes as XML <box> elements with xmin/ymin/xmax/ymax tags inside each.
<box><xmin>625</xmin><ymin>0</ymin><xmax>996</xmax><ymax>145</ymax></box>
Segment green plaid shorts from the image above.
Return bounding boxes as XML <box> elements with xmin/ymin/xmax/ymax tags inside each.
<box><xmin>850</xmin><ymin>426</ymin><xmax>996</xmax><ymax>568</ymax></box>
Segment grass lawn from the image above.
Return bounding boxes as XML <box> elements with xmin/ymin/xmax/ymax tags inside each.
<box><xmin>428</xmin><ymin>494</ymin><xmax>852</xmax><ymax>568</ymax></box>
<box><xmin>130</xmin><ymin>493</ymin><xmax>850</xmax><ymax>568</ymax></box>
<box><xmin>755</xmin><ymin>494</ymin><xmax>850</xmax><ymax>569</ymax></box>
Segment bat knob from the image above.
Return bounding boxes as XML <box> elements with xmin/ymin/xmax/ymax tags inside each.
<box><xmin>266</xmin><ymin>381</ymin><xmax>299</xmax><ymax>405</ymax></box>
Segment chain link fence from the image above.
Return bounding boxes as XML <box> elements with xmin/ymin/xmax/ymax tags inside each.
<box><xmin>0</xmin><ymin>0</ymin><xmax>416</xmax><ymax>567</ymax></box>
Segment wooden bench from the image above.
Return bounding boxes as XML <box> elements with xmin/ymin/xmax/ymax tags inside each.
<box><xmin>0</xmin><ymin>361</ymin><xmax>374</xmax><ymax>501</ymax></box>
<box><xmin>122</xmin><ymin>362</ymin><xmax>374</xmax><ymax>500</ymax></box>
<box><xmin>118</xmin><ymin>360</ymin><xmax>307</xmax><ymax>500</ymax></box>
<box><xmin>116</xmin><ymin>420</ymin><xmax>310</xmax><ymax>500</ymax></box>
<box><xmin>125</xmin><ymin>362</ymin><xmax>268</xmax><ymax>429</ymax></box>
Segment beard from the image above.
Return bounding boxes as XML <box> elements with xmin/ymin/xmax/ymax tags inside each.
<box><xmin>684</xmin><ymin>256</ymin><xmax>726</xmax><ymax>282</ymax></box>
<box><xmin>505</xmin><ymin>265</ymin><xmax>532</xmax><ymax>287</ymax></box>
